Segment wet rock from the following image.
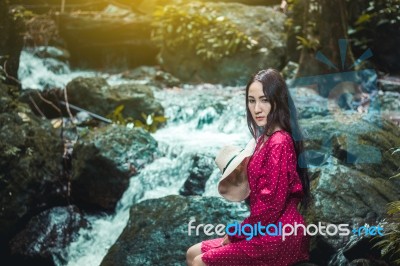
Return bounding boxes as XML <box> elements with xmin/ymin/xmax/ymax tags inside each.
<box><xmin>297</xmin><ymin>112</ymin><xmax>400</xmax><ymax>265</ymax></box>
<box><xmin>179</xmin><ymin>153</ymin><xmax>214</xmax><ymax>196</ymax></box>
<box><xmin>378</xmin><ymin>77</ymin><xmax>400</xmax><ymax>92</ymax></box>
<box><xmin>67</xmin><ymin>77</ymin><xmax>164</xmax><ymax>121</ymax></box>
<box><xmin>342</xmin><ymin>235</ymin><xmax>382</xmax><ymax>262</ymax></box>
<box><xmin>100</xmin><ymin>195</ymin><xmax>248</xmax><ymax>266</ymax></box>
<box><xmin>121</xmin><ymin>66</ymin><xmax>182</xmax><ymax>89</ymax></box>
<box><xmin>301</xmin><ymin>115</ymin><xmax>400</xmax><ymax>179</ymax></box>
<box><xmin>32</xmin><ymin>46</ymin><xmax>71</xmax><ymax>63</ymax></box>
<box><xmin>0</xmin><ymin>84</ymin><xmax>65</xmax><ymax>255</ymax></box>
<box><xmin>289</xmin><ymin>86</ymin><xmax>329</xmax><ymax>119</ymax></box>
<box><xmin>9</xmin><ymin>206</ymin><xmax>88</xmax><ymax>266</ymax></box>
<box><xmin>379</xmin><ymin>91</ymin><xmax>400</xmax><ymax>113</ymax></box>
<box><xmin>71</xmin><ymin>125</ymin><xmax>158</xmax><ymax>211</ymax></box>
<box><xmin>20</xmin><ymin>77</ymin><xmax>165</xmax><ymax>124</ymax></box>
<box><xmin>328</xmin><ymin>231</ymin><xmax>389</xmax><ymax>266</ymax></box>
<box><xmin>308</xmin><ymin>235</ymin><xmax>337</xmax><ymax>266</ymax></box>
<box><xmin>307</xmin><ymin>162</ymin><xmax>399</xmax><ymax>224</ymax></box>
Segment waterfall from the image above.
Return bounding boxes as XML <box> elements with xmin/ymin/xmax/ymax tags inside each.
<box><xmin>18</xmin><ymin>47</ymin><xmax>252</xmax><ymax>266</ymax></box>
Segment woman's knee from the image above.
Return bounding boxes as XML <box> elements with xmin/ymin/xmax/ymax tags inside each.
<box><xmin>186</xmin><ymin>243</ymin><xmax>202</xmax><ymax>264</ymax></box>
<box><xmin>192</xmin><ymin>254</ymin><xmax>206</xmax><ymax>266</ymax></box>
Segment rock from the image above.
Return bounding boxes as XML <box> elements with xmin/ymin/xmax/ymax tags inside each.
<box><xmin>342</xmin><ymin>235</ymin><xmax>382</xmax><ymax>263</ymax></box>
<box><xmin>158</xmin><ymin>2</ymin><xmax>286</xmax><ymax>85</ymax></box>
<box><xmin>378</xmin><ymin>77</ymin><xmax>400</xmax><ymax>92</ymax></box>
<box><xmin>9</xmin><ymin>206</ymin><xmax>88</xmax><ymax>265</ymax></box>
<box><xmin>179</xmin><ymin>153</ymin><xmax>214</xmax><ymax>196</ymax></box>
<box><xmin>57</xmin><ymin>7</ymin><xmax>159</xmax><ymax>70</ymax></box>
<box><xmin>66</xmin><ymin>77</ymin><xmax>164</xmax><ymax>122</ymax></box>
<box><xmin>120</xmin><ymin>66</ymin><xmax>181</xmax><ymax>89</ymax></box>
<box><xmin>295</xmin><ymin>111</ymin><xmax>400</xmax><ymax>265</ymax></box>
<box><xmin>100</xmin><ymin>195</ymin><xmax>248</xmax><ymax>266</ymax></box>
<box><xmin>0</xmin><ymin>84</ymin><xmax>66</xmax><ymax>256</ymax></box>
<box><xmin>20</xmin><ymin>77</ymin><xmax>165</xmax><ymax>124</ymax></box>
<box><xmin>328</xmin><ymin>231</ymin><xmax>389</xmax><ymax>266</ymax></box>
<box><xmin>379</xmin><ymin>91</ymin><xmax>400</xmax><ymax>113</ymax></box>
<box><xmin>289</xmin><ymin>86</ymin><xmax>329</xmax><ymax>119</ymax></box>
<box><xmin>300</xmin><ymin>115</ymin><xmax>400</xmax><ymax>180</ymax></box>
<box><xmin>308</xmin><ymin>235</ymin><xmax>337</xmax><ymax>266</ymax></box>
<box><xmin>71</xmin><ymin>125</ymin><xmax>158</xmax><ymax>211</ymax></box>
<box><xmin>32</xmin><ymin>46</ymin><xmax>71</xmax><ymax>63</ymax></box>
<box><xmin>307</xmin><ymin>163</ymin><xmax>399</xmax><ymax>224</ymax></box>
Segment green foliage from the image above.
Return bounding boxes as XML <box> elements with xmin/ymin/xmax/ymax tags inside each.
<box><xmin>10</xmin><ymin>6</ymin><xmax>35</xmax><ymax>21</ymax></box>
<box><xmin>349</xmin><ymin>0</ymin><xmax>400</xmax><ymax>50</ymax></box>
<box><xmin>372</xmin><ymin>147</ymin><xmax>400</xmax><ymax>265</ymax></box>
<box><xmin>106</xmin><ymin>104</ymin><xmax>167</xmax><ymax>133</ymax></box>
<box><xmin>4</xmin><ymin>145</ymin><xmax>21</xmax><ymax>156</ymax></box>
<box><xmin>150</xmin><ymin>2</ymin><xmax>258</xmax><ymax>62</ymax></box>
<box><xmin>295</xmin><ymin>35</ymin><xmax>319</xmax><ymax>51</ymax></box>
<box><xmin>134</xmin><ymin>112</ymin><xmax>167</xmax><ymax>133</ymax></box>
<box><xmin>373</xmin><ymin>201</ymin><xmax>400</xmax><ymax>265</ymax></box>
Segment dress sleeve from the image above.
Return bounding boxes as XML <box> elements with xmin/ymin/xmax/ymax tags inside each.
<box><xmin>228</xmin><ymin>140</ymin><xmax>294</xmax><ymax>242</ymax></box>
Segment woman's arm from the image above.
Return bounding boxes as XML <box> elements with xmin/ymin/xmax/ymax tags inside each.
<box><xmin>228</xmin><ymin>139</ymin><xmax>295</xmax><ymax>242</ymax></box>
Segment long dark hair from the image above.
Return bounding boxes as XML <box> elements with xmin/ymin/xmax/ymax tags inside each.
<box><xmin>245</xmin><ymin>68</ymin><xmax>311</xmax><ymax>210</ymax></box>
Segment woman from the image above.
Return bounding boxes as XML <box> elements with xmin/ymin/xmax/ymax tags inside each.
<box><xmin>186</xmin><ymin>68</ymin><xmax>311</xmax><ymax>266</ymax></box>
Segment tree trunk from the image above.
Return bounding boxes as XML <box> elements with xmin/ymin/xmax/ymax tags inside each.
<box><xmin>296</xmin><ymin>0</ymin><xmax>355</xmax><ymax>77</ymax></box>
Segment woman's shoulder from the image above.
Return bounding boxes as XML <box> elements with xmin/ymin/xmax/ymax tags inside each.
<box><xmin>267</xmin><ymin>130</ymin><xmax>292</xmax><ymax>146</ymax></box>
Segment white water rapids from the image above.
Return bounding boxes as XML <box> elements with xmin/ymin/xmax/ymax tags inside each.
<box><xmin>18</xmin><ymin>47</ymin><xmax>252</xmax><ymax>266</ymax></box>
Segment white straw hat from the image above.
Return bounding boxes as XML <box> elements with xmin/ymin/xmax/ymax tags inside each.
<box><xmin>215</xmin><ymin>138</ymin><xmax>256</xmax><ymax>201</ymax></box>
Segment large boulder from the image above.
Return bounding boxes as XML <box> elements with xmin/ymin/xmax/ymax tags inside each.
<box><xmin>297</xmin><ymin>113</ymin><xmax>400</xmax><ymax>265</ymax></box>
<box><xmin>0</xmin><ymin>83</ymin><xmax>66</xmax><ymax>256</ymax></box>
<box><xmin>9</xmin><ymin>205</ymin><xmax>88</xmax><ymax>265</ymax></box>
<box><xmin>301</xmin><ymin>115</ymin><xmax>399</xmax><ymax>179</ymax></box>
<box><xmin>100</xmin><ymin>195</ymin><xmax>248</xmax><ymax>266</ymax></box>
<box><xmin>308</xmin><ymin>161</ymin><xmax>399</xmax><ymax>224</ymax></box>
<box><xmin>57</xmin><ymin>6</ymin><xmax>158</xmax><ymax>70</ymax></box>
<box><xmin>158</xmin><ymin>2</ymin><xmax>287</xmax><ymax>85</ymax></box>
<box><xmin>66</xmin><ymin>77</ymin><xmax>164</xmax><ymax>121</ymax></box>
<box><xmin>20</xmin><ymin>77</ymin><xmax>165</xmax><ymax>123</ymax></box>
<box><xmin>56</xmin><ymin>1</ymin><xmax>286</xmax><ymax>84</ymax></box>
<box><xmin>71</xmin><ymin>125</ymin><xmax>158</xmax><ymax>211</ymax></box>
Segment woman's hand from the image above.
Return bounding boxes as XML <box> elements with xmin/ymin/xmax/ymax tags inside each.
<box><xmin>221</xmin><ymin>234</ymin><xmax>231</xmax><ymax>246</ymax></box>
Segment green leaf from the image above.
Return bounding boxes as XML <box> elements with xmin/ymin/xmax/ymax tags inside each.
<box><xmin>355</xmin><ymin>14</ymin><xmax>372</xmax><ymax>25</ymax></box>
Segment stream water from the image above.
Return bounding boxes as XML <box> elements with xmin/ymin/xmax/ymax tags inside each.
<box><xmin>19</xmin><ymin>47</ymin><xmax>253</xmax><ymax>266</ymax></box>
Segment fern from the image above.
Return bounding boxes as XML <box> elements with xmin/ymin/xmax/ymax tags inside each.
<box><xmin>372</xmin><ymin>147</ymin><xmax>400</xmax><ymax>265</ymax></box>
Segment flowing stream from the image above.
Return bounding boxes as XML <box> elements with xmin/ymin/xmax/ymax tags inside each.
<box><xmin>19</xmin><ymin>47</ymin><xmax>253</xmax><ymax>266</ymax></box>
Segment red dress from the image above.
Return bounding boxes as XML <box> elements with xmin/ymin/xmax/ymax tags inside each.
<box><xmin>201</xmin><ymin>130</ymin><xmax>310</xmax><ymax>266</ymax></box>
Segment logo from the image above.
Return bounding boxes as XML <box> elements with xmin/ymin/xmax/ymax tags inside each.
<box><xmin>290</xmin><ymin>39</ymin><xmax>382</xmax><ymax>167</ymax></box>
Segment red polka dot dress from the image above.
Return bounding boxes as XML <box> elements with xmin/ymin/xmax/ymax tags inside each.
<box><xmin>201</xmin><ymin>130</ymin><xmax>310</xmax><ymax>265</ymax></box>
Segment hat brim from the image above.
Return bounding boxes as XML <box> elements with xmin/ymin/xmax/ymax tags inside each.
<box><xmin>217</xmin><ymin>138</ymin><xmax>255</xmax><ymax>201</ymax></box>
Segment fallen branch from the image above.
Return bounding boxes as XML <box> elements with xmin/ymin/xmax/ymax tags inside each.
<box><xmin>3</xmin><ymin>60</ymin><xmax>21</xmax><ymax>85</ymax></box>
<box><xmin>36</xmin><ymin>91</ymin><xmax>61</xmax><ymax>114</ymax></box>
<box><xmin>59</xmin><ymin>101</ymin><xmax>113</xmax><ymax>124</ymax></box>
<box><xmin>29</xmin><ymin>95</ymin><xmax>47</xmax><ymax>119</ymax></box>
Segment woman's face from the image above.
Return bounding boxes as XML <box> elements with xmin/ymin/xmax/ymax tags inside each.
<box><xmin>247</xmin><ymin>81</ymin><xmax>271</xmax><ymax>127</ymax></box>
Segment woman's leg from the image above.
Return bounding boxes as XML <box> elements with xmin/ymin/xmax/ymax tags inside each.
<box><xmin>186</xmin><ymin>242</ymin><xmax>202</xmax><ymax>266</ymax></box>
<box><xmin>192</xmin><ymin>254</ymin><xmax>206</xmax><ymax>266</ymax></box>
